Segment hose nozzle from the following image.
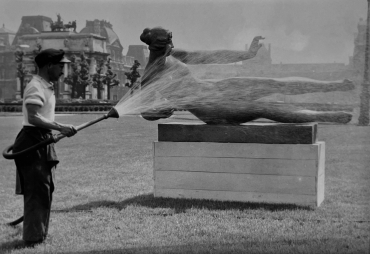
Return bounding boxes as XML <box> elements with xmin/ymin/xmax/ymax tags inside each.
<box><xmin>106</xmin><ymin>107</ymin><xmax>119</xmax><ymax>118</ymax></box>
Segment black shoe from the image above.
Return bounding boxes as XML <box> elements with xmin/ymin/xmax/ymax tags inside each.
<box><xmin>24</xmin><ymin>240</ymin><xmax>43</xmax><ymax>248</ymax></box>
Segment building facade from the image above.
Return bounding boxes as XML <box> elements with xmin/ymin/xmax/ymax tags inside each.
<box><xmin>126</xmin><ymin>45</ymin><xmax>149</xmax><ymax>67</ymax></box>
<box><xmin>12</xmin><ymin>15</ymin><xmax>53</xmax><ymax>46</ymax></box>
<box><xmin>19</xmin><ymin>30</ymin><xmax>111</xmax><ymax>99</ymax></box>
<box><xmin>0</xmin><ymin>15</ymin><xmax>148</xmax><ymax>100</ymax></box>
<box><xmin>79</xmin><ymin>19</ymin><xmax>147</xmax><ymax>100</ymax></box>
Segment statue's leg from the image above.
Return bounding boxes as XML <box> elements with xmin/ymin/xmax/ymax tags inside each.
<box><xmin>259</xmin><ymin>104</ymin><xmax>352</xmax><ymax>124</ymax></box>
<box><xmin>271</xmin><ymin>77</ymin><xmax>354</xmax><ymax>95</ymax></box>
<box><xmin>188</xmin><ymin>102</ymin><xmax>352</xmax><ymax>124</ymax></box>
<box><xmin>214</xmin><ymin>77</ymin><xmax>355</xmax><ymax>100</ymax></box>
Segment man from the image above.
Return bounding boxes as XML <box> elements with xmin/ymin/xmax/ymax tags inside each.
<box><xmin>12</xmin><ymin>48</ymin><xmax>77</xmax><ymax>247</ymax></box>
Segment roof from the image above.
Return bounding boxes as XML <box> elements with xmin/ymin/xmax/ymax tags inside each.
<box><xmin>0</xmin><ymin>24</ymin><xmax>16</xmax><ymax>34</ymax></box>
<box><xmin>104</xmin><ymin>26</ymin><xmax>119</xmax><ymax>45</ymax></box>
<box><xmin>79</xmin><ymin>20</ymin><xmax>122</xmax><ymax>49</ymax></box>
<box><xmin>21</xmin><ymin>15</ymin><xmax>53</xmax><ymax>22</ymax></box>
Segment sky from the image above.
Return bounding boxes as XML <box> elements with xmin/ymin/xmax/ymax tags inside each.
<box><xmin>0</xmin><ymin>0</ymin><xmax>367</xmax><ymax>64</ymax></box>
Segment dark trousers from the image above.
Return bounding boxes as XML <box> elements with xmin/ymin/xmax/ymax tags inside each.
<box><xmin>20</xmin><ymin>160</ymin><xmax>55</xmax><ymax>242</ymax></box>
<box><xmin>13</xmin><ymin>127</ymin><xmax>59</xmax><ymax>242</ymax></box>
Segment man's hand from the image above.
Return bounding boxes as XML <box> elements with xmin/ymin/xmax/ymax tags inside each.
<box><xmin>26</xmin><ymin>104</ymin><xmax>77</xmax><ymax>136</ymax></box>
<box><xmin>58</xmin><ymin>124</ymin><xmax>77</xmax><ymax>137</ymax></box>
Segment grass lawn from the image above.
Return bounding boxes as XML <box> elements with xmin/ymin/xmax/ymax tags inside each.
<box><xmin>0</xmin><ymin>112</ymin><xmax>369</xmax><ymax>253</ymax></box>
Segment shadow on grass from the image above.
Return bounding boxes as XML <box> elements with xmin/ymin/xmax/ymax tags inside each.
<box><xmin>0</xmin><ymin>239</ymin><xmax>26</xmax><ymax>252</ymax></box>
<box><xmin>0</xmin><ymin>225</ymin><xmax>28</xmax><ymax>252</ymax></box>
<box><xmin>54</xmin><ymin>193</ymin><xmax>313</xmax><ymax>214</ymax></box>
<box><xmin>30</xmin><ymin>238</ymin><xmax>358</xmax><ymax>254</ymax></box>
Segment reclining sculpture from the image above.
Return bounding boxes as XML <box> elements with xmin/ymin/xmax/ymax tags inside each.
<box><xmin>139</xmin><ymin>27</ymin><xmax>354</xmax><ymax>124</ymax></box>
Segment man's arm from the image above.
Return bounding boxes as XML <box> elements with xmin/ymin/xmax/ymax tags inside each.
<box><xmin>26</xmin><ymin>104</ymin><xmax>77</xmax><ymax>137</ymax></box>
<box><xmin>171</xmin><ymin>36</ymin><xmax>265</xmax><ymax>64</ymax></box>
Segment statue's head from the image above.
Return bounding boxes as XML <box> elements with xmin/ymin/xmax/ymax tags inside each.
<box><xmin>140</xmin><ymin>27</ymin><xmax>174</xmax><ymax>54</ymax></box>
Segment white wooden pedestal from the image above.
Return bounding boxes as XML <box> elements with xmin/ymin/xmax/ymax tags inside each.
<box><xmin>153</xmin><ymin>141</ymin><xmax>325</xmax><ymax>207</ymax></box>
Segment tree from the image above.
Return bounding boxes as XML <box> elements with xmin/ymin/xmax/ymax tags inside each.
<box><xmin>92</xmin><ymin>58</ymin><xmax>120</xmax><ymax>100</ymax></box>
<box><xmin>78</xmin><ymin>52</ymin><xmax>92</xmax><ymax>99</ymax></box>
<box><xmin>64</xmin><ymin>52</ymin><xmax>92</xmax><ymax>99</ymax></box>
<box><xmin>92</xmin><ymin>58</ymin><xmax>105</xmax><ymax>99</ymax></box>
<box><xmin>14</xmin><ymin>50</ymin><xmax>28</xmax><ymax>99</ymax></box>
<box><xmin>105</xmin><ymin>58</ymin><xmax>120</xmax><ymax>100</ymax></box>
<box><xmin>64</xmin><ymin>54</ymin><xmax>79</xmax><ymax>98</ymax></box>
<box><xmin>124</xmin><ymin>60</ymin><xmax>141</xmax><ymax>96</ymax></box>
<box><xmin>30</xmin><ymin>43</ymin><xmax>42</xmax><ymax>74</ymax></box>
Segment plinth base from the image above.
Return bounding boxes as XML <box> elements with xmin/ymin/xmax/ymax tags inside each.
<box><xmin>158</xmin><ymin>122</ymin><xmax>318</xmax><ymax>144</ymax></box>
<box><xmin>154</xmin><ymin>122</ymin><xmax>325</xmax><ymax>207</ymax></box>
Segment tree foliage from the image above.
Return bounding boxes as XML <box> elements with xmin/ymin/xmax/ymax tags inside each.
<box><xmin>105</xmin><ymin>58</ymin><xmax>120</xmax><ymax>100</ymax></box>
<box><xmin>92</xmin><ymin>58</ymin><xmax>105</xmax><ymax>99</ymax></box>
<box><xmin>92</xmin><ymin>57</ymin><xmax>120</xmax><ymax>100</ymax></box>
<box><xmin>14</xmin><ymin>50</ymin><xmax>28</xmax><ymax>98</ymax></box>
<box><xmin>64</xmin><ymin>52</ymin><xmax>93</xmax><ymax>99</ymax></box>
<box><xmin>124</xmin><ymin>60</ymin><xmax>141</xmax><ymax>96</ymax></box>
<box><xmin>30</xmin><ymin>43</ymin><xmax>42</xmax><ymax>74</ymax></box>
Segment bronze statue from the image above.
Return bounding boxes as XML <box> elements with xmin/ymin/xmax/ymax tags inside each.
<box><xmin>73</xmin><ymin>20</ymin><xmax>77</xmax><ymax>32</ymax></box>
<box><xmin>64</xmin><ymin>20</ymin><xmax>77</xmax><ymax>32</ymax></box>
<box><xmin>50</xmin><ymin>21</ymin><xmax>56</xmax><ymax>32</ymax></box>
<box><xmin>51</xmin><ymin>14</ymin><xmax>63</xmax><ymax>32</ymax></box>
<box><xmin>51</xmin><ymin>14</ymin><xmax>76</xmax><ymax>32</ymax></box>
<box><xmin>139</xmin><ymin>27</ymin><xmax>354</xmax><ymax>124</ymax></box>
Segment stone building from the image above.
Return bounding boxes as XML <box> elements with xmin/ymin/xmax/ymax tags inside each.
<box><xmin>19</xmin><ymin>30</ymin><xmax>111</xmax><ymax>99</ymax></box>
<box><xmin>126</xmin><ymin>45</ymin><xmax>149</xmax><ymax>67</ymax></box>
<box><xmin>12</xmin><ymin>15</ymin><xmax>53</xmax><ymax>46</ymax></box>
<box><xmin>0</xmin><ymin>15</ymin><xmax>147</xmax><ymax>100</ymax></box>
<box><xmin>79</xmin><ymin>19</ymin><xmax>146</xmax><ymax>100</ymax></box>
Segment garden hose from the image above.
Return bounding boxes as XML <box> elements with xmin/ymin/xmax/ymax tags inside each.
<box><xmin>2</xmin><ymin>107</ymin><xmax>119</xmax><ymax>160</ymax></box>
<box><xmin>3</xmin><ymin>134</ymin><xmax>62</xmax><ymax>160</ymax></box>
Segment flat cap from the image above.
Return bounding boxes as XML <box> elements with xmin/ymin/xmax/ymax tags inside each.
<box><xmin>34</xmin><ymin>48</ymin><xmax>70</xmax><ymax>67</ymax></box>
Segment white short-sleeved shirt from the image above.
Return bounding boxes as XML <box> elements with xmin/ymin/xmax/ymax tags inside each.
<box><xmin>22</xmin><ymin>75</ymin><xmax>56</xmax><ymax>127</ymax></box>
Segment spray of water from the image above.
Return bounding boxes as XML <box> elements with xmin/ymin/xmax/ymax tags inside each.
<box><xmin>112</xmin><ymin>51</ymin><xmax>355</xmax><ymax>124</ymax></box>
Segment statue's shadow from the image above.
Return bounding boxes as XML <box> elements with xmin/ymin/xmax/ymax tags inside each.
<box><xmin>54</xmin><ymin>193</ymin><xmax>313</xmax><ymax>214</ymax></box>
